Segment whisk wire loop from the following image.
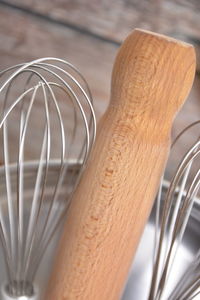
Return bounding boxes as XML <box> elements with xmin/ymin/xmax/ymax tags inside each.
<box><xmin>0</xmin><ymin>58</ymin><xmax>96</xmax><ymax>298</ymax></box>
<box><xmin>149</xmin><ymin>123</ymin><xmax>200</xmax><ymax>300</ymax></box>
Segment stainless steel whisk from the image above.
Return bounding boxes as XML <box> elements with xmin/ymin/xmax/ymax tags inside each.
<box><xmin>0</xmin><ymin>58</ymin><xmax>96</xmax><ymax>299</ymax></box>
<box><xmin>148</xmin><ymin>122</ymin><xmax>200</xmax><ymax>300</ymax></box>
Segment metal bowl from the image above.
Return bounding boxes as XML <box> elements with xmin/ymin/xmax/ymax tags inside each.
<box><xmin>122</xmin><ymin>187</ymin><xmax>200</xmax><ymax>300</ymax></box>
<box><xmin>0</xmin><ymin>162</ymin><xmax>199</xmax><ymax>300</ymax></box>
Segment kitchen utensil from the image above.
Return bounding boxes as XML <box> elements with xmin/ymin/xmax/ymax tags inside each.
<box><xmin>46</xmin><ymin>29</ymin><xmax>196</xmax><ymax>300</ymax></box>
<box><xmin>0</xmin><ymin>57</ymin><xmax>96</xmax><ymax>299</ymax></box>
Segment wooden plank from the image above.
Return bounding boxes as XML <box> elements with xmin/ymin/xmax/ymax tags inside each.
<box><xmin>3</xmin><ymin>0</ymin><xmax>200</xmax><ymax>43</ymax></box>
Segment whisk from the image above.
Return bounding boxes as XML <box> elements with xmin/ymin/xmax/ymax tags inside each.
<box><xmin>0</xmin><ymin>57</ymin><xmax>96</xmax><ymax>299</ymax></box>
<box><xmin>147</xmin><ymin>121</ymin><xmax>200</xmax><ymax>300</ymax></box>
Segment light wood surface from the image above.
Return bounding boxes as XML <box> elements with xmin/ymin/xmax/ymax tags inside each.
<box><xmin>46</xmin><ymin>29</ymin><xmax>196</xmax><ymax>300</ymax></box>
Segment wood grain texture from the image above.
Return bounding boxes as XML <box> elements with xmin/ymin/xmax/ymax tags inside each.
<box><xmin>3</xmin><ymin>0</ymin><xmax>200</xmax><ymax>43</ymax></box>
<box><xmin>46</xmin><ymin>29</ymin><xmax>196</xmax><ymax>300</ymax></box>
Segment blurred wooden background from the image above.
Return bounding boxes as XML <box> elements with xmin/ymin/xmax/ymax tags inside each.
<box><xmin>0</xmin><ymin>0</ymin><xmax>200</xmax><ymax>177</ymax></box>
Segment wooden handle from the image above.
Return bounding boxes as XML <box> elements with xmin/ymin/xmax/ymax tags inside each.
<box><xmin>46</xmin><ymin>29</ymin><xmax>196</xmax><ymax>300</ymax></box>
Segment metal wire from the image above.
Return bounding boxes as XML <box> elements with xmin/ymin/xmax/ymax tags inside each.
<box><xmin>149</xmin><ymin>122</ymin><xmax>200</xmax><ymax>300</ymax></box>
<box><xmin>0</xmin><ymin>58</ymin><xmax>96</xmax><ymax>298</ymax></box>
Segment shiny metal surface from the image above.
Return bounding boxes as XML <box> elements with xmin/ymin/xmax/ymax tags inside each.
<box><xmin>122</xmin><ymin>202</ymin><xmax>200</xmax><ymax>300</ymax></box>
<box><xmin>1</xmin><ymin>284</ymin><xmax>38</xmax><ymax>300</ymax></box>
<box><xmin>0</xmin><ymin>161</ymin><xmax>80</xmax><ymax>300</ymax></box>
<box><xmin>0</xmin><ymin>162</ymin><xmax>199</xmax><ymax>299</ymax></box>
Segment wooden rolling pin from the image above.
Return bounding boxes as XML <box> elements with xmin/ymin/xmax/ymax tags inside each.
<box><xmin>46</xmin><ymin>29</ymin><xmax>196</xmax><ymax>300</ymax></box>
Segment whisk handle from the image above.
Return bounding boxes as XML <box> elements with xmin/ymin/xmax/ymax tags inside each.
<box><xmin>46</xmin><ymin>29</ymin><xmax>196</xmax><ymax>300</ymax></box>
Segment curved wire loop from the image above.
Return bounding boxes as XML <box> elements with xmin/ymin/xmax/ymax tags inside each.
<box><xmin>149</xmin><ymin>122</ymin><xmax>200</xmax><ymax>300</ymax></box>
<box><xmin>0</xmin><ymin>58</ymin><xmax>96</xmax><ymax>297</ymax></box>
